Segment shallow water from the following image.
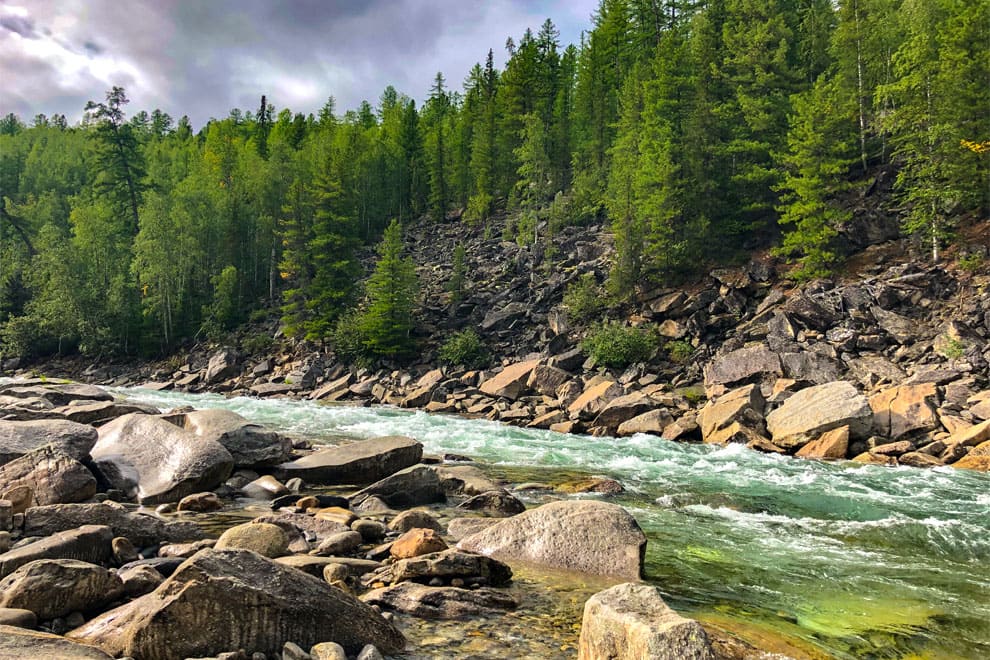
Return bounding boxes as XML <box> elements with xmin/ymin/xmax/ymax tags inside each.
<box><xmin>112</xmin><ymin>387</ymin><xmax>990</xmax><ymax>659</ymax></box>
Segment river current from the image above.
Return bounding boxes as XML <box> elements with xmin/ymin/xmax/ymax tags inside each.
<box><xmin>111</xmin><ymin>386</ymin><xmax>989</xmax><ymax>659</ymax></box>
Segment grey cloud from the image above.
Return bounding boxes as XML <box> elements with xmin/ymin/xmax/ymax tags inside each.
<box><xmin>0</xmin><ymin>0</ymin><xmax>598</xmax><ymax>128</ymax></box>
<box><xmin>0</xmin><ymin>15</ymin><xmax>37</xmax><ymax>39</ymax></box>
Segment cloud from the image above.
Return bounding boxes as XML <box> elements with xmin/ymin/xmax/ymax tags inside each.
<box><xmin>0</xmin><ymin>0</ymin><xmax>598</xmax><ymax>128</ymax></box>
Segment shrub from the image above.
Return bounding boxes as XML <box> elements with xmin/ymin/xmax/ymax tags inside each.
<box><xmin>666</xmin><ymin>340</ymin><xmax>695</xmax><ymax>364</ymax></box>
<box><xmin>563</xmin><ymin>273</ymin><xmax>603</xmax><ymax>324</ymax></box>
<box><xmin>241</xmin><ymin>333</ymin><xmax>273</xmax><ymax>355</ymax></box>
<box><xmin>439</xmin><ymin>329</ymin><xmax>489</xmax><ymax>369</ymax></box>
<box><xmin>958</xmin><ymin>252</ymin><xmax>984</xmax><ymax>273</ymax></box>
<box><xmin>581</xmin><ymin>321</ymin><xmax>657</xmax><ymax>369</ymax></box>
<box><xmin>331</xmin><ymin>311</ymin><xmax>369</xmax><ymax>366</ymax></box>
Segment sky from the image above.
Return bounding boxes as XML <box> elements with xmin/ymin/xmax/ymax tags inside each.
<box><xmin>0</xmin><ymin>0</ymin><xmax>599</xmax><ymax>129</ymax></box>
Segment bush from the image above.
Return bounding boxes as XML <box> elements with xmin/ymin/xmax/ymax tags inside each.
<box><xmin>331</xmin><ymin>311</ymin><xmax>369</xmax><ymax>366</ymax></box>
<box><xmin>581</xmin><ymin>321</ymin><xmax>657</xmax><ymax>369</ymax></box>
<box><xmin>563</xmin><ymin>273</ymin><xmax>603</xmax><ymax>324</ymax></box>
<box><xmin>439</xmin><ymin>329</ymin><xmax>489</xmax><ymax>369</ymax></box>
<box><xmin>241</xmin><ymin>333</ymin><xmax>273</xmax><ymax>355</ymax></box>
<box><xmin>666</xmin><ymin>340</ymin><xmax>695</xmax><ymax>364</ymax></box>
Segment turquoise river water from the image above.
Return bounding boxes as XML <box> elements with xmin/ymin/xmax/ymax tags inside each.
<box><xmin>112</xmin><ymin>387</ymin><xmax>989</xmax><ymax>659</ymax></box>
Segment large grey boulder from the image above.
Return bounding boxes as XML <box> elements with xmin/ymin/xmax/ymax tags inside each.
<box><xmin>91</xmin><ymin>414</ymin><xmax>234</xmax><ymax>504</ymax></box>
<box><xmin>703</xmin><ymin>345</ymin><xmax>782</xmax><ymax>390</ymax></box>
<box><xmin>349</xmin><ymin>464</ymin><xmax>444</xmax><ymax>508</ymax></box>
<box><xmin>765</xmin><ymin>381</ymin><xmax>872</xmax><ymax>447</ymax></box>
<box><xmin>577</xmin><ymin>583</ymin><xmax>714</xmax><ymax>660</ymax></box>
<box><xmin>478</xmin><ymin>359</ymin><xmax>541</xmax><ymax>400</ymax></box>
<box><xmin>362</xmin><ymin>548</ymin><xmax>512</xmax><ymax>588</ymax></box>
<box><xmin>362</xmin><ymin>582</ymin><xmax>517</xmax><ymax>619</ymax></box>
<box><xmin>0</xmin><ymin>446</ymin><xmax>97</xmax><ymax>506</ymax></box>
<box><xmin>592</xmin><ymin>393</ymin><xmax>657</xmax><ymax>433</ymax></box>
<box><xmin>0</xmin><ymin>382</ymin><xmax>112</xmax><ymax>407</ymax></box>
<box><xmin>67</xmin><ymin>548</ymin><xmax>404</xmax><ymax>659</ymax></box>
<box><xmin>0</xmin><ymin>625</ymin><xmax>113</xmax><ymax>659</ymax></box>
<box><xmin>0</xmin><ymin>419</ymin><xmax>98</xmax><ymax>465</ymax></box>
<box><xmin>0</xmin><ymin>525</ymin><xmax>113</xmax><ymax>578</ymax></box>
<box><xmin>172</xmin><ymin>409</ymin><xmax>291</xmax><ymax>468</ymax></box>
<box><xmin>205</xmin><ymin>347</ymin><xmax>240</xmax><ymax>384</ymax></box>
<box><xmin>23</xmin><ymin>502</ymin><xmax>204</xmax><ymax>546</ymax></box>
<box><xmin>0</xmin><ymin>558</ymin><xmax>124</xmax><ymax>620</ymax></box>
<box><xmin>53</xmin><ymin>400</ymin><xmax>160</xmax><ymax>426</ymax></box>
<box><xmin>275</xmin><ymin>436</ymin><xmax>422</xmax><ymax>485</ymax></box>
<box><xmin>457</xmin><ymin>500</ymin><xmax>646</xmax><ymax>579</ymax></box>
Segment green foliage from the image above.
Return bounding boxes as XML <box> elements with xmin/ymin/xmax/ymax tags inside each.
<box><xmin>665</xmin><ymin>340</ymin><xmax>695</xmax><ymax>364</ymax></box>
<box><xmin>439</xmin><ymin>329</ymin><xmax>489</xmax><ymax>368</ymax></box>
<box><xmin>562</xmin><ymin>273</ymin><xmax>604</xmax><ymax>323</ymax></box>
<box><xmin>938</xmin><ymin>337</ymin><xmax>965</xmax><ymax>360</ymax></box>
<box><xmin>447</xmin><ymin>243</ymin><xmax>467</xmax><ymax>307</ymax></box>
<box><xmin>241</xmin><ymin>333</ymin><xmax>273</xmax><ymax>354</ymax></box>
<box><xmin>957</xmin><ymin>252</ymin><xmax>984</xmax><ymax>273</ymax></box>
<box><xmin>331</xmin><ymin>311</ymin><xmax>369</xmax><ymax>366</ymax></box>
<box><xmin>357</xmin><ymin>219</ymin><xmax>418</xmax><ymax>360</ymax></box>
<box><xmin>201</xmin><ymin>265</ymin><xmax>240</xmax><ymax>341</ymax></box>
<box><xmin>581</xmin><ymin>320</ymin><xmax>657</xmax><ymax>369</ymax></box>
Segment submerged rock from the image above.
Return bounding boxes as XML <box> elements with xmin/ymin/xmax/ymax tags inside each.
<box><xmin>578</xmin><ymin>583</ymin><xmax>714</xmax><ymax>660</ymax></box>
<box><xmin>457</xmin><ymin>500</ymin><xmax>646</xmax><ymax>580</ymax></box>
<box><xmin>67</xmin><ymin>548</ymin><xmax>405</xmax><ymax>659</ymax></box>
<box><xmin>362</xmin><ymin>582</ymin><xmax>517</xmax><ymax>619</ymax></box>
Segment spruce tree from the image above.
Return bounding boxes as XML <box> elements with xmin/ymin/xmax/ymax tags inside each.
<box><xmin>360</xmin><ymin>219</ymin><xmax>418</xmax><ymax>359</ymax></box>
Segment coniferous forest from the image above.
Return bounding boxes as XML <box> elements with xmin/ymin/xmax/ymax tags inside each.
<box><xmin>1</xmin><ymin>0</ymin><xmax>987</xmax><ymax>362</ymax></box>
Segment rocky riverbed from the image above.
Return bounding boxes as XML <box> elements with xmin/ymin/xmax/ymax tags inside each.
<box><xmin>1</xmin><ymin>378</ymin><xmax>988</xmax><ymax>659</ymax></box>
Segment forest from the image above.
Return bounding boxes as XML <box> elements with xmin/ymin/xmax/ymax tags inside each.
<box><xmin>0</xmin><ymin>0</ymin><xmax>987</xmax><ymax>361</ymax></box>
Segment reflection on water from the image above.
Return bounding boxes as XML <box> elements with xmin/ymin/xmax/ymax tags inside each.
<box><xmin>115</xmin><ymin>387</ymin><xmax>990</xmax><ymax>660</ymax></box>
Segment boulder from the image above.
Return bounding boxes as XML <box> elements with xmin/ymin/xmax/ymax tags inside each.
<box><xmin>311</xmin><ymin>642</ymin><xmax>348</xmax><ymax>660</ymax></box>
<box><xmin>363</xmin><ymin>548</ymin><xmax>512</xmax><ymax>588</ymax></box>
<box><xmin>274</xmin><ymin>555</ymin><xmax>382</xmax><ymax>579</ymax></box>
<box><xmin>350</xmin><ymin>465</ymin><xmax>444</xmax><ymax>508</ymax></box>
<box><xmin>869</xmin><ymin>383</ymin><xmax>940</xmax><ymax>440</ymax></box>
<box><xmin>0</xmin><ymin>382</ymin><xmax>112</xmax><ymax>407</ymax></box>
<box><xmin>697</xmin><ymin>384</ymin><xmax>765</xmax><ymax>445</ymax></box>
<box><xmin>0</xmin><ymin>625</ymin><xmax>113</xmax><ymax>659</ymax></box>
<box><xmin>0</xmin><ymin>525</ymin><xmax>113</xmax><ymax>579</ymax></box>
<box><xmin>526</xmin><ymin>365</ymin><xmax>573</xmax><ymax>398</ymax></box>
<box><xmin>578</xmin><ymin>583</ymin><xmax>714</xmax><ymax>660</ymax></box>
<box><xmin>205</xmin><ymin>348</ymin><xmax>240</xmax><ymax>384</ymax></box>
<box><xmin>433</xmin><ymin>464</ymin><xmax>502</xmax><ymax>496</ymax></box>
<box><xmin>53</xmin><ymin>401</ymin><xmax>161</xmax><ymax>426</ymax></box>
<box><xmin>703</xmin><ymin>346</ymin><xmax>782</xmax><ymax>390</ymax></box>
<box><xmin>446</xmin><ymin>518</ymin><xmax>499</xmax><ymax>541</ymax></box>
<box><xmin>479</xmin><ymin>359</ymin><xmax>541</xmax><ymax>400</ymax></box>
<box><xmin>22</xmin><ymin>502</ymin><xmax>203</xmax><ymax>546</ymax></box>
<box><xmin>871</xmin><ymin>306</ymin><xmax>919</xmax><ymax>344</ymax></box>
<box><xmin>174</xmin><ymin>409</ymin><xmax>292</xmax><ymax>468</ymax></box>
<box><xmin>0</xmin><ymin>558</ymin><xmax>124</xmax><ymax>620</ymax></box>
<box><xmin>91</xmin><ymin>414</ymin><xmax>234</xmax><ymax>504</ymax></box>
<box><xmin>0</xmin><ymin>447</ymin><xmax>97</xmax><ymax>506</ymax></box>
<box><xmin>362</xmin><ymin>582</ymin><xmax>517</xmax><ymax>619</ymax></box>
<box><xmin>177</xmin><ymin>491</ymin><xmax>223</xmax><ymax>512</ymax></box>
<box><xmin>275</xmin><ymin>436</ymin><xmax>422</xmax><ymax>486</ymax></box>
<box><xmin>765</xmin><ymin>381</ymin><xmax>872</xmax><ymax>447</ymax></box>
<box><xmin>617</xmin><ymin>409</ymin><xmax>674</xmax><ymax>437</ymax></box>
<box><xmin>456</xmin><ymin>490</ymin><xmax>525</xmax><ymax>516</ymax></box>
<box><xmin>390</xmin><ymin>528</ymin><xmax>448</xmax><ymax>559</ymax></box>
<box><xmin>0</xmin><ymin>419</ymin><xmax>98</xmax><ymax>465</ymax></box>
<box><xmin>0</xmin><ymin>608</ymin><xmax>35</xmax><ymax>627</ymax></box>
<box><xmin>312</xmin><ymin>531</ymin><xmax>363</xmax><ymax>556</ymax></box>
<box><xmin>567</xmin><ymin>380</ymin><xmax>624</xmax><ymax>421</ymax></box>
<box><xmin>795</xmin><ymin>426</ymin><xmax>849</xmax><ymax>460</ymax></box>
<box><xmin>66</xmin><ymin>548</ymin><xmax>405</xmax><ymax>658</ymax></box>
<box><xmin>252</xmin><ymin>513</ymin><xmax>349</xmax><ymax>543</ymax></box>
<box><xmin>215</xmin><ymin>522</ymin><xmax>289</xmax><ymax>558</ymax></box>
<box><xmin>241</xmin><ymin>475</ymin><xmax>289</xmax><ymax>499</ymax></box>
<box><xmin>387</xmin><ymin>509</ymin><xmax>443</xmax><ymax>534</ymax></box>
<box><xmin>592</xmin><ymin>393</ymin><xmax>657</xmax><ymax>433</ymax></box>
<box><xmin>457</xmin><ymin>500</ymin><xmax>645</xmax><ymax>579</ymax></box>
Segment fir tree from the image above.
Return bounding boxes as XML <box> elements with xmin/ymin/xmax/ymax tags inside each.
<box><xmin>360</xmin><ymin>219</ymin><xmax>418</xmax><ymax>359</ymax></box>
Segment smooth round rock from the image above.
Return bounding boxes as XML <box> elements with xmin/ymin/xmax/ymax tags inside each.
<box><xmin>390</xmin><ymin>528</ymin><xmax>448</xmax><ymax>559</ymax></box>
<box><xmin>177</xmin><ymin>492</ymin><xmax>223</xmax><ymax>513</ymax></box>
<box><xmin>310</xmin><ymin>641</ymin><xmax>347</xmax><ymax>660</ymax></box>
<box><xmin>351</xmin><ymin>519</ymin><xmax>386</xmax><ymax>543</ymax></box>
<box><xmin>112</xmin><ymin>537</ymin><xmax>139</xmax><ymax>564</ymax></box>
<box><xmin>387</xmin><ymin>510</ymin><xmax>442</xmax><ymax>534</ymax></box>
<box><xmin>0</xmin><ymin>608</ymin><xmax>36</xmax><ymax>628</ymax></box>
<box><xmin>215</xmin><ymin>522</ymin><xmax>289</xmax><ymax>558</ymax></box>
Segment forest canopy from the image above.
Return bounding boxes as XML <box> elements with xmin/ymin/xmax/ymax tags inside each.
<box><xmin>1</xmin><ymin>0</ymin><xmax>987</xmax><ymax>360</ymax></box>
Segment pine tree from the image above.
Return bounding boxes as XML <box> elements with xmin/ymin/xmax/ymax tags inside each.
<box><xmin>85</xmin><ymin>87</ymin><xmax>145</xmax><ymax>236</ymax></box>
<box><xmin>426</xmin><ymin>73</ymin><xmax>450</xmax><ymax>222</ymax></box>
<box><xmin>774</xmin><ymin>76</ymin><xmax>857</xmax><ymax>279</ymax></box>
<box><xmin>360</xmin><ymin>219</ymin><xmax>418</xmax><ymax>359</ymax></box>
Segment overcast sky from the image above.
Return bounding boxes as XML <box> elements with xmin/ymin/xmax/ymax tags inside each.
<box><xmin>0</xmin><ymin>0</ymin><xmax>599</xmax><ymax>129</ymax></box>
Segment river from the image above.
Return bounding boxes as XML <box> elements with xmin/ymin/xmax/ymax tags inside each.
<box><xmin>112</xmin><ymin>386</ymin><xmax>990</xmax><ymax>659</ymax></box>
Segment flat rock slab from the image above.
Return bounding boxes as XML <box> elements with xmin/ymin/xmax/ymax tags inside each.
<box><xmin>23</xmin><ymin>502</ymin><xmax>204</xmax><ymax>546</ymax></box>
<box><xmin>362</xmin><ymin>582</ymin><xmax>517</xmax><ymax>619</ymax></box>
<box><xmin>765</xmin><ymin>381</ymin><xmax>872</xmax><ymax>447</ymax></box>
<box><xmin>350</xmin><ymin>464</ymin><xmax>444</xmax><ymax>508</ymax></box>
<box><xmin>67</xmin><ymin>548</ymin><xmax>405</xmax><ymax>659</ymax></box>
<box><xmin>91</xmin><ymin>413</ymin><xmax>234</xmax><ymax>504</ymax></box>
<box><xmin>0</xmin><ymin>419</ymin><xmax>98</xmax><ymax>466</ymax></box>
<box><xmin>0</xmin><ymin>525</ymin><xmax>113</xmax><ymax>579</ymax></box>
<box><xmin>457</xmin><ymin>500</ymin><xmax>646</xmax><ymax>580</ymax></box>
<box><xmin>53</xmin><ymin>401</ymin><xmax>161</xmax><ymax>426</ymax></box>
<box><xmin>0</xmin><ymin>625</ymin><xmax>113</xmax><ymax>659</ymax></box>
<box><xmin>274</xmin><ymin>555</ymin><xmax>383</xmax><ymax>578</ymax></box>
<box><xmin>275</xmin><ymin>436</ymin><xmax>422</xmax><ymax>486</ymax></box>
<box><xmin>0</xmin><ymin>383</ymin><xmax>112</xmax><ymax>407</ymax></box>
<box><xmin>578</xmin><ymin>583</ymin><xmax>714</xmax><ymax>660</ymax></box>
<box><xmin>363</xmin><ymin>548</ymin><xmax>512</xmax><ymax>587</ymax></box>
